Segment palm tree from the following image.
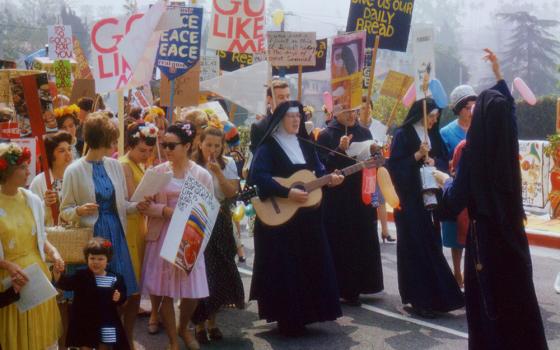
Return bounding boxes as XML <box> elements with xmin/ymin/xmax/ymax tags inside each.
<box><xmin>123</xmin><ymin>0</ymin><xmax>138</xmax><ymax>16</ymax></box>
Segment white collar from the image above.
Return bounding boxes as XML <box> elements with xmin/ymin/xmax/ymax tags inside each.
<box><xmin>272</xmin><ymin>124</ymin><xmax>306</xmax><ymax>165</ymax></box>
<box><xmin>413</xmin><ymin>120</ymin><xmax>431</xmax><ymax>148</ymax></box>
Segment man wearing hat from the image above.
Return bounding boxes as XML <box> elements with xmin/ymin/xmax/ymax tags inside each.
<box><xmin>440</xmin><ymin>84</ymin><xmax>477</xmax><ymax>288</ymax></box>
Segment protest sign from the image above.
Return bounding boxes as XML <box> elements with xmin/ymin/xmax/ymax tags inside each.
<box><xmin>200</xmin><ymin>60</ymin><xmax>268</xmax><ymax>115</ymax></box>
<box><xmin>48</xmin><ymin>25</ymin><xmax>74</xmax><ymax>59</ymax></box>
<box><xmin>346</xmin><ymin>0</ymin><xmax>414</xmax><ymax>51</ymax></box>
<box><xmin>218</xmin><ymin>50</ymin><xmax>255</xmax><ymax>71</ymax></box>
<box><xmin>199</xmin><ymin>101</ymin><xmax>229</xmax><ymax>122</ymax></box>
<box><xmin>132</xmin><ymin>88</ymin><xmax>151</xmax><ymax>109</ymax></box>
<box><xmin>54</xmin><ymin>60</ymin><xmax>72</xmax><ymax>89</ymax></box>
<box><xmin>272</xmin><ymin>38</ymin><xmax>327</xmax><ymax>75</ymax></box>
<box><xmin>380</xmin><ymin>70</ymin><xmax>414</xmax><ymax>99</ymax></box>
<box><xmin>69</xmin><ymin>79</ymin><xmax>96</xmax><ymax>104</ymax></box>
<box><xmin>160</xmin><ymin>63</ymin><xmax>201</xmax><ymax>107</ymax></box>
<box><xmin>156</xmin><ymin>6</ymin><xmax>203</xmax><ymax>80</ymax></box>
<box><xmin>160</xmin><ymin>174</ymin><xmax>219</xmax><ymax>274</ymax></box>
<box><xmin>519</xmin><ymin>141</ymin><xmax>551</xmax><ymax>210</ymax></box>
<box><xmin>331</xmin><ymin>31</ymin><xmax>366</xmax><ymax>112</ymax></box>
<box><xmin>0</xmin><ymin>122</ymin><xmax>20</xmax><ymax>139</ymax></box>
<box><xmin>208</xmin><ymin>0</ymin><xmax>265</xmax><ymax>53</ymax></box>
<box><xmin>10</xmin><ymin>73</ymin><xmax>53</xmax><ymax>137</ymax></box>
<box><xmin>200</xmin><ymin>56</ymin><xmax>220</xmax><ymax>81</ymax></box>
<box><xmin>267</xmin><ymin>31</ymin><xmax>316</xmax><ymax>67</ymax></box>
<box><xmin>72</xmin><ymin>36</ymin><xmax>93</xmax><ymax>79</ymax></box>
<box><xmin>412</xmin><ymin>26</ymin><xmax>436</xmax><ymax>99</ymax></box>
<box><xmin>0</xmin><ymin>70</ymin><xmax>42</xmax><ymax>104</ymax></box>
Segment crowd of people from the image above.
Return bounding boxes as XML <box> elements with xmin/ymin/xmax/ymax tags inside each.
<box><xmin>0</xmin><ymin>49</ymin><xmax>549</xmax><ymax>350</ymax></box>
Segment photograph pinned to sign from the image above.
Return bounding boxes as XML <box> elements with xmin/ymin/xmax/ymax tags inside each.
<box><xmin>331</xmin><ymin>31</ymin><xmax>366</xmax><ymax>112</ymax></box>
<box><xmin>266</xmin><ymin>31</ymin><xmax>317</xmax><ymax>67</ymax></box>
<box><xmin>2</xmin><ymin>263</ymin><xmax>58</xmax><ymax>313</ymax></box>
<box><xmin>208</xmin><ymin>0</ymin><xmax>265</xmax><ymax>53</ymax></box>
<box><xmin>160</xmin><ymin>174</ymin><xmax>220</xmax><ymax>275</ymax></box>
<box><xmin>47</xmin><ymin>25</ymin><xmax>74</xmax><ymax>60</ymax></box>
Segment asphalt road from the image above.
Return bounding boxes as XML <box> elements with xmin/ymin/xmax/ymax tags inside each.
<box><xmin>132</xmin><ymin>224</ymin><xmax>560</xmax><ymax>350</ymax></box>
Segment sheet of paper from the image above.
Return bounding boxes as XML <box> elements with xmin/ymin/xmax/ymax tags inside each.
<box><xmin>2</xmin><ymin>263</ymin><xmax>58</xmax><ymax>313</ymax></box>
<box><xmin>348</xmin><ymin>140</ymin><xmax>375</xmax><ymax>161</ymax></box>
<box><xmin>369</xmin><ymin>119</ymin><xmax>388</xmax><ymax>146</ymax></box>
<box><xmin>130</xmin><ymin>168</ymin><xmax>173</xmax><ymax>202</ymax></box>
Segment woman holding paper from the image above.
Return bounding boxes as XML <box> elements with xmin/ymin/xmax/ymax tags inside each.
<box><xmin>138</xmin><ymin>122</ymin><xmax>213</xmax><ymax>350</ymax></box>
<box><xmin>60</xmin><ymin>114</ymin><xmax>139</xmax><ymax>298</ymax></box>
<box><xmin>119</xmin><ymin>121</ymin><xmax>158</xmax><ymax>345</ymax></box>
<box><xmin>0</xmin><ymin>142</ymin><xmax>64</xmax><ymax>350</ymax></box>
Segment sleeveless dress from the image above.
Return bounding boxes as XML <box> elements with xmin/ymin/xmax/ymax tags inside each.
<box><xmin>119</xmin><ymin>155</ymin><xmax>147</xmax><ymax>283</ymax></box>
<box><xmin>91</xmin><ymin>160</ymin><xmax>138</xmax><ymax>296</ymax></box>
<box><xmin>0</xmin><ymin>190</ymin><xmax>61</xmax><ymax>350</ymax></box>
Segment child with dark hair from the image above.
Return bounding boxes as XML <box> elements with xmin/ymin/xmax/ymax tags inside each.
<box><xmin>53</xmin><ymin>237</ymin><xmax>130</xmax><ymax>350</ymax></box>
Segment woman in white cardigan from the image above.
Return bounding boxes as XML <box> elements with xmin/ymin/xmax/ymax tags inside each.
<box><xmin>0</xmin><ymin>142</ymin><xmax>64</xmax><ymax>350</ymax></box>
<box><xmin>60</xmin><ymin>113</ymin><xmax>139</xmax><ymax>300</ymax></box>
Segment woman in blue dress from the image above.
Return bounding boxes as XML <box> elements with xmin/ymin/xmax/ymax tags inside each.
<box><xmin>249</xmin><ymin>101</ymin><xmax>344</xmax><ymax>336</ymax></box>
<box><xmin>61</xmin><ymin>113</ymin><xmax>139</xmax><ymax>303</ymax></box>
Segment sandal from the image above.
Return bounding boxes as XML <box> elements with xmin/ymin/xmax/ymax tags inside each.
<box><xmin>208</xmin><ymin>327</ymin><xmax>223</xmax><ymax>340</ymax></box>
<box><xmin>195</xmin><ymin>328</ymin><xmax>210</xmax><ymax>344</ymax></box>
<box><xmin>179</xmin><ymin>330</ymin><xmax>201</xmax><ymax>350</ymax></box>
<box><xmin>147</xmin><ymin>322</ymin><xmax>159</xmax><ymax>335</ymax></box>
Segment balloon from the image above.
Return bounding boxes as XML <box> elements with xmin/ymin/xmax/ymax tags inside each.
<box><xmin>513</xmin><ymin>77</ymin><xmax>537</xmax><ymax>106</ymax></box>
<box><xmin>245</xmin><ymin>203</ymin><xmax>256</xmax><ymax>217</ymax></box>
<box><xmin>377</xmin><ymin>167</ymin><xmax>400</xmax><ymax>209</ymax></box>
<box><xmin>272</xmin><ymin>9</ymin><xmax>285</xmax><ymax>26</ymax></box>
<box><xmin>402</xmin><ymin>83</ymin><xmax>416</xmax><ymax>108</ymax></box>
<box><xmin>323</xmin><ymin>91</ymin><xmax>333</xmax><ymax>113</ymax></box>
<box><xmin>232</xmin><ymin>203</ymin><xmax>245</xmax><ymax>222</ymax></box>
<box><xmin>429</xmin><ymin>79</ymin><xmax>448</xmax><ymax>108</ymax></box>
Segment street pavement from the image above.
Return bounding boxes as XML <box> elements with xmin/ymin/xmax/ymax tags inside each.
<box><xmin>133</xmin><ymin>224</ymin><xmax>560</xmax><ymax>350</ymax></box>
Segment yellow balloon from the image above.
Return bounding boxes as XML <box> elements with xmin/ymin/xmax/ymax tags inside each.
<box><xmin>272</xmin><ymin>9</ymin><xmax>285</xmax><ymax>27</ymax></box>
<box><xmin>233</xmin><ymin>204</ymin><xmax>246</xmax><ymax>222</ymax></box>
<box><xmin>377</xmin><ymin>167</ymin><xmax>400</xmax><ymax>210</ymax></box>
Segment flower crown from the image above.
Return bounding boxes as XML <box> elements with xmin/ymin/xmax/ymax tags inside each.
<box><xmin>206</xmin><ymin>118</ymin><xmax>224</xmax><ymax>131</ymax></box>
<box><xmin>0</xmin><ymin>144</ymin><xmax>31</xmax><ymax>171</ymax></box>
<box><xmin>181</xmin><ymin>123</ymin><xmax>193</xmax><ymax>137</ymax></box>
<box><xmin>303</xmin><ymin>105</ymin><xmax>315</xmax><ymax>114</ymax></box>
<box><xmin>145</xmin><ymin>106</ymin><xmax>165</xmax><ymax>118</ymax></box>
<box><xmin>133</xmin><ymin>123</ymin><xmax>159</xmax><ymax>140</ymax></box>
<box><xmin>54</xmin><ymin>104</ymin><xmax>80</xmax><ymax>118</ymax></box>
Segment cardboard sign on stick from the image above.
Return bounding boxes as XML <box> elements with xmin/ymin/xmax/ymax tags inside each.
<box><xmin>160</xmin><ymin>63</ymin><xmax>201</xmax><ymax>107</ymax></box>
<box><xmin>267</xmin><ymin>31</ymin><xmax>317</xmax><ymax>67</ymax></box>
<box><xmin>70</xmin><ymin>79</ymin><xmax>96</xmax><ymax>104</ymax></box>
<box><xmin>380</xmin><ymin>71</ymin><xmax>414</xmax><ymax>99</ymax></box>
<box><xmin>48</xmin><ymin>25</ymin><xmax>74</xmax><ymax>59</ymax></box>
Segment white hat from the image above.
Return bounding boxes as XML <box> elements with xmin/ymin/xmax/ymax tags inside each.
<box><xmin>450</xmin><ymin>85</ymin><xmax>477</xmax><ymax>113</ymax></box>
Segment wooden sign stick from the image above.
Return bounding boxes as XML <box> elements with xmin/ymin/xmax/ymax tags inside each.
<box><xmin>297</xmin><ymin>65</ymin><xmax>303</xmax><ymax>101</ymax></box>
<box><xmin>366</xmin><ymin>36</ymin><xmax>381</xmax><ymax>116</ymax></box>
<box><xmin>385</xmin><ymin>80</ymin><xmax>413</xmax><ymax>130</ymax></box>
<box><xmin>117</xmin><ymin>89</ymin><xmax>125</xmax><ymax>156</ymax></box>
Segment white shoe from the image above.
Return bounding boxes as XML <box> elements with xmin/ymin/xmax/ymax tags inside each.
<box><xmin>554</xmin><ymin>272</ymin><xmax>560</xmax><ymax>294</ymax></box>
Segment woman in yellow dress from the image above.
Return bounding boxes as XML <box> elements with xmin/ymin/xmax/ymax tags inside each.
<box><xmin>120</xmin><ymin>122</ymin><xmax>158</xmax><ymax>344</ymax></box>
<box><xmin>0</xmin><ymin>142</ymin><xmax>65</xmax><ymax>350</ymax></box>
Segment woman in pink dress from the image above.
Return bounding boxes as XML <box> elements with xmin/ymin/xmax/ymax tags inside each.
<box><xmin>138</xmin><ymin>122</ymin><xmax>213</xmax><ymax>350</ymax></box>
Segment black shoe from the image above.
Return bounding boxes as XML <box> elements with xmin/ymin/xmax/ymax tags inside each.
<box><xmin>382</xmin><ymin>234</ymin><xmax>396</xmax><ymax>243</ymax></box>
<box><xmin>278</xmin><ymin>322</ymin><xmax>306</xmax><ymax>337</ymax></box>
<box><xmin>341</xmin><ymin>297</ymin><xmax>362</xmax><ymax>307</ymax></box>
<box><xmin>410</xmin><ymin>306</ymin><xmax>437</xmax><ymax>319</ymax></box>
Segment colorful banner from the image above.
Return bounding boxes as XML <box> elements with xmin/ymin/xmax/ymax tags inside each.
<box><xmin>218</xmin><ymin>50</ymin><xmax>255</xmax><ymax>72</ymax></box>
<box><xmin>331</xmin><ymin>31</ymin><xmax>366</xmax><ymax>112</ymax></box>
<box><xmin>266</xmin><ymin>31</ymin><xmax>316</xmax><ymax>67</ymax></box>
<box><xmin>72</xmin><ymin>36</ymin><xmax>93</xmax><ymax>79</ymax></box>
<box><xmin>272</xmin><ymin>38</ymin><xmax>327</xmax><ymax>75</ymax></box>
<box><xmin>346</xmin><ymin>0</ymin><xmax>414</xmax><ymax>51</ymax></box>
<box><xmin>200</xmin><ymin>56</ymin><xmax>220</xmax><ymax>81</ymax></box>
<box><xmin>48</xmin><ymin>25</ymin><xmax>74</xmax><ymax>59</ymax></box>
<box><xmin>160</xmin><ymin>174</ymin><xmax>219</xmax><ymax>274</ymax></box>
<box><xmin>156</xmin><ymin>6</ymin><xmax>203</xmax><ymax>80</ymax></box>
<box><xmin>208</xmin><ymin>0</ymin><xmax>265</xmax><ymax>53</ymax></box>
<box><xmin>519</xmin><ymin>140</ymin><xmax>552</xmax><ymax>210</ymax></box>
<box><xmin>412</xmin><ymin>26</ymin><xmax>436</xmax><ymax>99</ymax></box>
<box><xmin>54</xmin><ymin>60</ymin><xmax>72</xmax><ymax>89</ymax></box>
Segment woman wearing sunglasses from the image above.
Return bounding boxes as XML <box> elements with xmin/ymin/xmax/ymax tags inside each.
<box><xmin>138</xmin><ymin>122</ymin><xmax>213</xmax><ymax>350</ymax></box>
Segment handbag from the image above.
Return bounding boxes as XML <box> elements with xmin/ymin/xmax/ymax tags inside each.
<box><xmin>46</xmin><ymin>225</ymin><xmax>93</xmax><ymax>264</ymax></box>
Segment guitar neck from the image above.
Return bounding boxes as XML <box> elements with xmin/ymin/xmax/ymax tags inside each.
<box><xmin>304</xmin><ymin>162</ymin><xmax>366</xmax><ymax>192</ymax></box>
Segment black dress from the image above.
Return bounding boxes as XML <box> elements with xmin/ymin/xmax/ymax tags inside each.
<box><xmin>317</xmin><ymin>120</ymin><xmax>384</xmax><ymax>300</ymax></box>
<box><xmin>249</xmin><ymin>112</ymin><xmax>341</xmax><ymax>331</ymax></box>
<box><xmin>442</xmin><ymin>81</ymin><xmax>548</xmax><ymax>349</ymax></box>
<box><xmin>56</xmin><ymin>268</ymin><xmax>130</xmax><ymax>350</ymax></box>
<box><xmin>192</xmin><ymin>201</ymin><xmax>245</xmax><ymax>324</ymax></box>
<box><xmin>387</xmin><ymin>98</ymin><xmax>464</xmax><ymax>313</ymax></box>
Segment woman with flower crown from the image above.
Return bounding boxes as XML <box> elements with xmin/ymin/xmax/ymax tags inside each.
<box><xmin>137</xmin><ymin>122</ymin><xmax>213</xmax><ymax>350</ymax></box>
<box><xmin>117</xmin><ymin>121</ymin><xmax>158</xmax><ymax>345</ymax></box>
<box><xmin>54</xmin><ymin>104</ymin><xmax>84</xmax><ymax>159</ymax></box>
<box><xmin>0</xmin><ymin>142</ymin><xmax>65</xmax><ymax>350</ymax></box>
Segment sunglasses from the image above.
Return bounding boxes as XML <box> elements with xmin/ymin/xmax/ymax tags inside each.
<box><xmin>161</xmin><ymin>142</ymin><xmax>182</xmax><ymax>151</ymax></box>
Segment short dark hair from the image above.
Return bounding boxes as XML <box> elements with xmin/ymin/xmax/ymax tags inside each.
<box><xmin>167</xmin><ymin>122</ymin><xmax>196</xmax><ymax>145</ymax></box>
<box><xmin>56</xmin><ymin>113</ymin><xmax>79</xmax><ymax>130</ymax></box>
<box><xmin>126</xmin><ymin>122</ymin><xmax>157</xmax><ymax>148</ymax></box>
<box><xmin>266</xmin><ymin>80</ymin><xmax>289</xmax><ymax>98</ymax></box>
<box><xmin>83</xmin><ymin>237</ymin><xmax>113</xmax><ymax>261</ymax></box>
<box><xmin>44</xmin><ymin>131</ymin><xmax>73</xmax><ymax>168</ymax></box>
<box><xmin>84</xmin><ymin>113</ymin><xmax>119</xmax><ymax>149</ymax></box>
<box><xmin>77</xmin><ymin>97</ymin><xmax>94</xmax><ymax>113</ymax></box>
<box><xmin>128</xmin><ymin>107</ymin><xmax>143</xmax><ymax>120</ymax></box>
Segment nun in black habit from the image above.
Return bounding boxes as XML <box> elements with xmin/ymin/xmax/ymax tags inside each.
<box><xmin>435</xmin><ymin>53</ymin><xmax>547</xmax><ymax>349</ymax></box>
<box><xmin>316</xmin><ymin>108</ymin><xmax>384</xmax><ymax>304</ymax></box>
<box><xmin>387</xmin><ymin>98</ymin><xmax>464</xmax><ymax>318</ymax></box>
<box><xmin>249</xmin><ymin>101</ymin><xmax>343</xmax><ymax>336</ymax></box>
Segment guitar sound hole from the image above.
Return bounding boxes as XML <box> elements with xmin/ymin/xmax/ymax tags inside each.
<box><xmin>292</xmin><ymin>183</ymin><xmax>306</xmax><ymax>192</ymax></box>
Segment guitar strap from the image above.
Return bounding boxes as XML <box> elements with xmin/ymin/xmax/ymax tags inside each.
<box><xmin>297</xmin><ymin>136</ymin><xmax>359</xmax><ymax>163</ymax></box>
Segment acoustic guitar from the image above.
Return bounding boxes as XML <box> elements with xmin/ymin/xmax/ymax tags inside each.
<box><xmin>250</xmin><ymin>156</ymin><xmax>384</xmax><ymax>227</ymax></box>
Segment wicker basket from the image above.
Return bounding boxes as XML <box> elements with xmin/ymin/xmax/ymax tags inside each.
<box><xmin>46</xmin><ymin>226</ymin><xmax>93</xmax><ymax>264</ymax></box>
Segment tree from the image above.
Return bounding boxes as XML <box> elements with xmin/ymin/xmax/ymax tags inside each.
<box><xmin>123</xmin><ymin>0</ymin><xmax>138</xmax><ymax>16</ymax></box>
<box><xmin>435</xmin><ymin>45</ymin><xmax>471</xmax><ymax>95</ymax></box>
<box><xmin>61</xmin><ymin>5</ymin><xmax>91</xmax><ymax>59</ymax></box>
<box><xmin>497</xmin><ymin>11</ymin><xmax>560</xmax><ymax>96</ymax></box>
